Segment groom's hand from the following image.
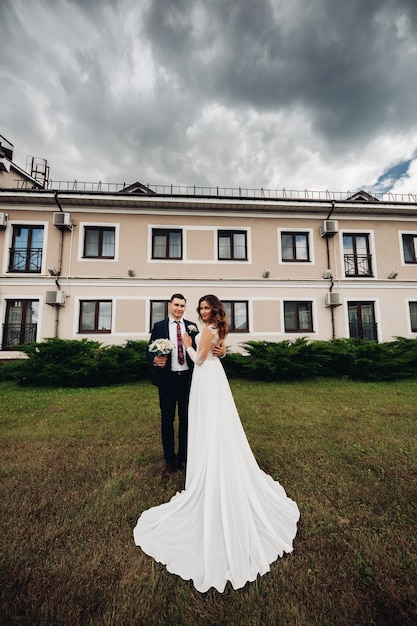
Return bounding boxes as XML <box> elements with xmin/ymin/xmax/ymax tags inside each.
<box><xmin>213</xmin><ymin>344</ymin><xmax>226</xmax><ymax>358</ymax></box>
<box><xmin>154</xmin><ymin>356</ymin><xmax>168</xmax><ymax>367</ymax></box>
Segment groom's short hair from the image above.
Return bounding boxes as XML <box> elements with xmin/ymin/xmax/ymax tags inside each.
<box><xmin>170</xmin><ymin>293</ymin><xmax>186</xmax><ymax>302</ymax></box>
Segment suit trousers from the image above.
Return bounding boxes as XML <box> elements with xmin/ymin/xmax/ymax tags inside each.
<box><xmin>158</xmin><ymin>370</ymin><xmax>191</xmax><ymax>466</ymax></box>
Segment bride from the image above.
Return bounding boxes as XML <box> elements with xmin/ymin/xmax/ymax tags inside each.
<box><xmin>133</xmin><ymin>294</ymin><xmax>300</xmax><ymax>593</ymax></box>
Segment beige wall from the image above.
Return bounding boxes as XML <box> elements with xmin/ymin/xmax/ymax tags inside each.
<box><xmin>115</xmin><ymin>299</ymin><xmax>146</xmax><ymax>334</ymax></box>
<box><xmin>1</xmin><ymin>195</ymin><xmax>417</xmax><ymax>351</ymax></box>
<box><xmin>252</xmin><ymin>299</ymin><xmax>281</xmax><ymax>332</ymax></box>
<box><xmin>0</xmin><ymin>168</ymin><xmax>37</xmax><ymax>189</ymax></box>
<box><xmin>187</xmin><ymin>229</ymin><xmax>214</xmax><ymax>261</ymax></box>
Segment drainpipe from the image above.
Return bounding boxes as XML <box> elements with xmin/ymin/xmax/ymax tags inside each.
<box><xmin>325</xmin><ymin>201</ymin><xmax>336</xmax><ymax>339</ymax></box>
<box><xmin>53</xmin><ymin>192</ymin><xmax>65</xmax><ymax>280</ymax></box>
<box><xmin>52</xmin><ymin>193</ymin><xmax>64</xmax><ymax>338</ymax></box>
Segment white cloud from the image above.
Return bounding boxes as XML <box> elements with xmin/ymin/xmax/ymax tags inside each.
<box><xmin>390</xmin><ymin>157</ymin><xmax>417</xmax><ymax>198</ymax></box>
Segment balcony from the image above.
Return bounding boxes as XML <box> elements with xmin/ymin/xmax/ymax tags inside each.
<box><xmin>344</xmin><ymin>254</ymin><xmax>373</xmax><ymax>277</ymax></box>
<box><xmin>348</xmin><ymin>321</ymin><xmax>378</xmax><ymax>341</ymax></box>
<box><xmin>8</xmin><ymin>248</ymin><xmax>43</xmax><ymax>273</ymax></box>
<box><xmin>2</xmin><ymin>323</ymin><xmax>37</xmax><ymax>349</ymax></box>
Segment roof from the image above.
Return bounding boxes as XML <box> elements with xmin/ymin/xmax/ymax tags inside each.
<box><xmin>1</xmin><ymin>187</ymin><xmax>417</xmax><ymax>217</ymax></box>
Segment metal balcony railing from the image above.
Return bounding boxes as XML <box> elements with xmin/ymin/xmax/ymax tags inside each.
<box><xmin>348</xmin><ymin>321</ymin><xmax>378</xmax><ymax>341</ymax></box>
<box><xmin>8</xmin><ymin>248</ymin><xmax>43</xmax><ymax>273</ymax></box>
<box><xmin>1</xmin><ymin>323</ymin><xmax>37</xmax><ymax>349</ymax></box>
<box><xmin>344</xmin><ymin>254</ymin><xmax>373</xmax><ymax>277</ymax></box>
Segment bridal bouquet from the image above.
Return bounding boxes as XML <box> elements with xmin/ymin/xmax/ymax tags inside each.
<box><xmin>148</xmin><ymin>338</ymin><xmax>174</xmax><ymax>356</ymax></box>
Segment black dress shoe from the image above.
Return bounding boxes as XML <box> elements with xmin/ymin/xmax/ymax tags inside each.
<box><xmin>177</xmin><ymin>461</ymin><xmax>186</xmax><ymax>472</ymax></box>
<box><xmin>162</xmin><ymin>464</ymin><xmax>176</xmax><ymax>479</ymax></box>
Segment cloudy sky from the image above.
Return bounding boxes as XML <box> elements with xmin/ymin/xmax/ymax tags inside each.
<box><xmin>1</xmin><ymin>0</ymin><xmax>417</xmax><ymax>195</ymax></box>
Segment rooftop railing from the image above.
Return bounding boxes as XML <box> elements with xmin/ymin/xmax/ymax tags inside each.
<box><xmin>12</xmin><ymin>179</ymin><xmax>417</xmax><ymax>203</ymax></box>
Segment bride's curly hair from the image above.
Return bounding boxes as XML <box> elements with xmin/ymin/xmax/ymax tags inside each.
<box><xmin>197</xmin><ymin>294</ymin><xmax>228</xmax><ymax>340</ymax></box>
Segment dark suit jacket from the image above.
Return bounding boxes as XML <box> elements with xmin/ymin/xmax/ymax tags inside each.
<box><xmin>146</xmin><ymin>318</ymin><xmax>199</xmax><ymax>388</ymax></box>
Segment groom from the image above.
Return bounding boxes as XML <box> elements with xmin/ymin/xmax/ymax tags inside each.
<box><xmin>146</xmin><ymin>294</ymin><xmax>199</xmax><ymax>479</ymax></box>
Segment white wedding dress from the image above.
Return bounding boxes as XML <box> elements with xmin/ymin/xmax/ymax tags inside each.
<box><xmin>133</xmin><ymin>327</ymin><xmax>300</xmax><ymax>593</ymax></box>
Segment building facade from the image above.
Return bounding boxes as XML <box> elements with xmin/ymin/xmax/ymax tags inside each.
<box><xmin>1</xmin><ymin>179</ymin><xmax>417</xmax><ymax>352</ymax></box>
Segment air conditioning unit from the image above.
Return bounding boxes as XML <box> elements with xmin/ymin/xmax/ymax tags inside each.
<box><xmin>325</xmin><ymin>292</ymin><xmax>343</xmax><ymax>307</ymax></box>
<box><xmin>53</xmin><ymin>212</ymin><xmax>72</xmax><ymax>229</ymax></box>
<box><xmin>45</xmin><ymin>290</ymin><xmax>66</xmax><ymax>306</ymax></box>
<box><xmin>0</xmin><ymin>212</ymin><xmax>7</xmax><ymax>229</ymax></box>
<box><xmin>320</xmin><ymin>219</ymin><xmax>338</xmax><ymax>237</ymax></box>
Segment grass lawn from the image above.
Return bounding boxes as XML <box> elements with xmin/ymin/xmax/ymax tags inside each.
<box><xmin>0</xmin><ymin>378</ymin><xmax>416</xmax><ymax>626</ymax></box>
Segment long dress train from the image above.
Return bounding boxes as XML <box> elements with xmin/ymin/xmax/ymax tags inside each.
<box><xmin>133</xmin><ymin>327</ymin><xmax>300</xmax><ymax>593</ymax></box>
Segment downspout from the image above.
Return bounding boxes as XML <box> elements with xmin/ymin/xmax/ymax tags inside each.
<box><xmin>52</xmin><ymin>193</ymin><xmax>64</xmax><ymax>338</ymax></box>
<box><xmin>325</xmin><ymin>201</ymin><xmax>336</xmax><ymax>339</ymax></box>
<box><xmin>53</xmin><ymin>192</ymin><xmax>65</xmax><ymax>278</ymax></box>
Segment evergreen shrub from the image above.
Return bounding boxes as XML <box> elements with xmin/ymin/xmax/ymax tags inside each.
<box><xmin>15</xmin><ymin>338</ymin><xmax>151</xmax><ymax>387</ymax></box>
<box><xmin>223</xmin><ymin>337</ymin><xmax>417</xmax><ymax>382</ymax></box>
<box><xmin>5</xmin><ymin>336</ymin><xmax>417</xmax><ymax>387</ymax></box>
<box><xmin>0</xmin><ymin>360</ymin><xmax>25</xmax><ymax>383</ymax></box>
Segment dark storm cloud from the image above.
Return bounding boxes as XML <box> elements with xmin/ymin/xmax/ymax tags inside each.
<box><xmin>1</xmin><ymin>0</ymin><xmax>417</xmax><ymax>191</ymax></box>
<box><xmin>142</xmin><ymin>0</ymin><xmax>417</xmax><ymax>144</ymax></box>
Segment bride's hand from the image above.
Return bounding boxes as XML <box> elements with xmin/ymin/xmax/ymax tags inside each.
<box><xmin>182</xmin><ymin>333</ymin><xmax>192</xmax><ymax>349</ymax></box>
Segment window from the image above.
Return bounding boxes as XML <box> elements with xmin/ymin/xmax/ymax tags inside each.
<box><xmin>79</xmin><ymin>301</ymin><xmax>112</xmax><ymax>333</ymax></box>
<box><xmin>281</xmin><ymin>232</ymin><xmax>310</xmax><ymax>262</ymax></box>
<box><xmin>284</xmin><ymin>302</ymin><xmax>313</xmax><ymax>332</ymax></box>
<box><xmin>152</xmin><ymin>229</ymin><xmax>182</xmax><ymax>259</ymax></box>
<box><xmin>83</xmin><ymin>227</ymin><xmax>115</xmax><ymax>258</ymax></box>
<box><xmin>402</xmin><ymin>234</ymin><xmax>417</xmax><ymax>264</ymax></box>
<box><xmin>409</xmin><ymin>302</ymin><xmax>417</xmax><ymax>332</ymax></box>
<box><xmin>8</xmin><ymin>225</ymin><xmax>44</xmax><ymax>272</ymax></box>
<box><xmin>2</xmin><ymin>300</ymin><xmax>38</xmax><ymax>348</ymax></box>
<box><xmin>343</xmin><ymin>234</ymin><xmax>373</xmax><ymax>276</ymax></box>
<box><xmin>223</xmin><ymin>301</ymin><xmax>249</xmax><ymax>332</ymax></box>
<box><xmin>218</xmin><ymin>230</ymin><xmax>247</xmax><ymax>260</ymax></box>
<box><xmin>348</xmin><ymin>302</ymin><xmax>377</xmax><ymax>341</ymax></box>
<box><xmin>150</xmin><ymin>300</ymin><xmax>169</xmax><ymax>330</ymax></box>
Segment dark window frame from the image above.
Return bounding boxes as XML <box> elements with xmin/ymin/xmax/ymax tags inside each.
<box><xmin>347</xmin><ymin>301</ymin><xmax>378</xmax><ymax>341</ymax></box>
<box><xmin>281</xmin><ymin>231</ymin><xmax>310</xmax><ymax>262</ymax></box>
<box><xmin>343</xmin><ymin>233</ymin><xmax>373</xmax><ymax>277</ymax></box>
<box><xmin>152</xmin><ymin>228</ymin><xmax>183</xmax><ymax>260</ymax></box>
<box><xmin>2</xmin><ymin>299</ymin><xmax>39</xmax><ymax>349</ymax></box>
<box><xmin>409</xmin><ymin>301</ymin><xmax>417</xmax><ymax>332</ymax></box>
<box><xmin>79</xmin><ymin>300</ymin><xmax>112</xmax><ymax>333</ymax></box>
<box><xmin>8</xmin><ymin>225</ymin><xmax>44</xmax><ymax>273</ymax></box>
<box><xmin>284</xmin><ymin>301</ymin><xmax>313</xmax><ymax>333</ymax></box>
<box><xmin>150</xmin><ymin>300</ymin><xmax>169</xmax><ymax>330</ymax></box>
<box><xmin>83</xmin><ymin>226</ymin><xmax>116</xmax><ymax>259</ymax></box>
<box><xmin>217</xmin><ymin>230</ymin><xmax>248</xmax><ymax>261</ymax></box>
<box><xmin>223</xmin><ymin>301</ymin><xmax>249</xmax><ymax>332</ymax></box>
<box><xmin>402</xmin><ymin>234</ymin><xmax>417</xmax><ymax>264</ymax></box>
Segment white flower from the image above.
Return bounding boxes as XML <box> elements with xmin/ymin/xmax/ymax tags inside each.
<box><xmin>187</xmin><ymin>324</ymin><xmax>198</xmax><ymax>334</ymax></box>
<box><xmin>149</xmin><ymin>338</ymin><xmax>175</xmax><ymax>356</ymax></box>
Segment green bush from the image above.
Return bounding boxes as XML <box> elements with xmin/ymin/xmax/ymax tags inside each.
<box><xmin>312</xmin><ymin>337</ymin><xmax>417</xmax><ymax>381</ymax></box>
<box><xmin>223</xmin><ymin>337</ymin><xmax>417</xmax><ymax>382</ymax></box>
<box><xmin>6</xmin><ymin>336</ymin><xmax>417</xmax><ymax>387</ymax></box>
<box><xmin>228</xmin><ymin>338</ymin><xmax>323</xmax><ymax>381</ymax></box>
<box><xmin>0</xmin><ymin>359</ymin><xmax>26</xmax><ymax>383</ymax></box>
<box><xmin>15</xmin><ymin>338</ymin><xmax>151</xmax><ymax>387</ymax></box>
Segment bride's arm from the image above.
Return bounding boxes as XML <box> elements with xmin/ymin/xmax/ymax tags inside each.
<box><xmin>183</xmin><ymin>326</ymin><xmax>213</xmax><ymax>365</ymax></box>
